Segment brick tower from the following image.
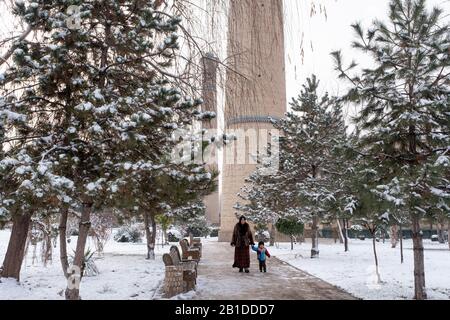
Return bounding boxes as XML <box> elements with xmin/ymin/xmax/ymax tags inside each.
<box><xmin>218</xmin><ymin>0</ymin><xmax>287</xmax><ymax>241</ymax></box>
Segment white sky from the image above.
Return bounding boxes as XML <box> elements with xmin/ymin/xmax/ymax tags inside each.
<box><xmin>1</xmin><ymin>0</ymin><xmax>449</xmax><ymax>119</ymax></box>
<box><xmin>284</xmin><ymin>0</ymin><xmax>449</xmax><ymax>119</ymax></box>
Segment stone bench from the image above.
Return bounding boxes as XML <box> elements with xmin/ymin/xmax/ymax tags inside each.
<box><xmin>162</xmin><ymin>246</ymin><xmax>197</xmax><ymax>298</ymax></box>
<box><xmin>189</xmin><ymin>234</ymin><xmax>203</xmax><ymax>257</ymax></box>
<box><xmin>180</xmin><ymin>239</ymin><xmax>201</xmax><ymax>262</ymax></box>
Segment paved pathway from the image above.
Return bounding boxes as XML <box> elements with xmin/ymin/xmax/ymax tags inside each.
<box><xmin>183</xmin><ymin>241</ymin><xmax>357</xmax><ymax>300</ymax></box>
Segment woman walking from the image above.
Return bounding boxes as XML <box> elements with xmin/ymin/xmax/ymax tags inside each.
<box><xmin>231</xmin><ymin>216</ymin><xmax>255</xmax><ymax>273</ymax></box>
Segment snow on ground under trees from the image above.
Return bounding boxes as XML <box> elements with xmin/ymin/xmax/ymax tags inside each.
<box><xmin>270</xmin><ymin>238</ymin><xmax>450</xmax><ymax>300</ymax></box>
<box><xmin>0</xmin><ymin>230</ymin><xmax>165</xmax><ymax>300</ymax></box>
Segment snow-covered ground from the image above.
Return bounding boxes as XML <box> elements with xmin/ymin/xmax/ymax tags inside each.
<box><xmin>270</xmin><ymin>238</ymin><xmax>450</xmax><ymax>300</ymax></box>
<box><xmin>0</xmin><ymin>230</ymin><xmax>166</xmax><ymax>300</ymax></box>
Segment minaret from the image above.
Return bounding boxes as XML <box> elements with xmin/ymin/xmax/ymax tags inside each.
<box><xmin>201</xmin><ymin>53</ymin><xmax>220</xmax><ymax>225</ymax></box>
<box><xmin>218</xmin><ymin>0</ymin><xmax>287</xmax><ymax>241</ymax></box>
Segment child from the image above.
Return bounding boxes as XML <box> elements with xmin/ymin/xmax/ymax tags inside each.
<box><xmin>251</xmin><ymin>241</ymin><xmax>271</xmax><ymax>272</ymax></box>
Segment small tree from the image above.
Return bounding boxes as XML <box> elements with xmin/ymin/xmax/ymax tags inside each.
<box><xmin>275</xmin><ymin>218</ymin><xmax>304</xmax><ymax>251</ymax></box>
<box><xmin>89</xmin><ymin>211</ymin><xmax>114</xmax><ymax>257</ymax></box>
<box><xmin>274</xmin><ymin>75</ymin><xmax>348</xmax><ymax>258</ymax></box>
<box><xmin>236</xmin><ymin>147</ymin><xmax>285</xmax><ymax>247</ymax></box>
<box><xmin>352</xmin><ymin>205</ymin><xmax>390</xmax><ymax>284</ymax></box>
<box><xmin>172</xmin><ymin>200</ymin><xmax>211</xmax><ymax>238</ymax></box>
<box><xmin>155</xmin><ymin>214</ymin><xmax>173</xmax><ymax>246</ymax></box>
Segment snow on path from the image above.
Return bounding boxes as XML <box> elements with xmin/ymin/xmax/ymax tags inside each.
<box><xmin>174</xmin><ymin>239</ymin><xmax>356</xmax><ymax>300</ymax></box>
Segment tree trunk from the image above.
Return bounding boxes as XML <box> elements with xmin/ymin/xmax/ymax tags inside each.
<box><xmin>371</xmin><ymin>230</ymin><xmax>381</xmax><ymax>284</ymax></box>
<box><xmin>31</xmin><ymin>243</ymin><xmax>37</xmax><ymax>266</ymax></box>
<box><xmin>65</xmin><ymin>203</ymin><xmax>92</xmax><ymax>300</ymax></box>
<box><xmin>43</xmin><ymin>231</ymin><xmax>52</xmax><ymax>267</ymax></box>
<box><xmin>59</xmin><ymin>209</ymin><xmax>69</xmax><ymax>279</ymax></box>
<box><xmin>150</xmin><ymin>216</ymin><xmax>157</xmax><ymax>258</ymax></box>
<box><xmin>144</xmin><ymin>212</ymin><xmax>156</xmax><ymax>260</ymax></box>
<box><xmin>399</xmin><ymin>224</ymin><xmax>404</xmax><ymax>264</ymax></box>
<box><xmin>390</xmin><ymin>225</ymin><xmax>399</xmax><ymax>248</ymax></box>
<box><xmin>411</xmin><ymin>215</ymin><xmax>427</xmax><ymax>300</ymax></box>
<box><xmin>1</xmin><ymin>212</ymin><xmax>32</xmax><ymax>280</ymax></box>
<box><xmin>290</xmin><ymin>235</ymin><xmax>293</xmax><ymax>250</ymax></box>
<box><xmin>343</xmin><ymin>219</ymin><xmax>349</xmax><ymax>252</ymax></box>
<box><xmin>143</xmin><ymin>212</ymin><xmax>152</xmax><ymax>259</ymax></box>
<box><xmin>311</xmin><ymin>215</ymin><xmax>319</xmax><ymax>258</ymax></box>
<box><xmin>336</xmin><ymin>219</ymin><xmax>344</xmax><ymax>244</ymax></box>
<box><xmin>163</xmin><ymin>229</ymin><xmax>169</xmax><ymax>245</ymax></box>
<box><xmin>437</xmin><ymin>221</ymin><xmax>445</xmax><ymax>244</ymax></box>
<box><xmin>269</xmin><ymin>223</ymin><xmax>275</xmax><ymax>246</ymax></box>
<box><xmin>41</xmin><ymin>218</ymin><xmax>52</xmax><ymax>267</ymax></box>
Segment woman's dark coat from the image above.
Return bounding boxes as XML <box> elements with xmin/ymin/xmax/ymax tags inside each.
<box><xmin>231</xmin><ymin>222</ymin><xmax>254</xmax><ymax>269</ymax></box>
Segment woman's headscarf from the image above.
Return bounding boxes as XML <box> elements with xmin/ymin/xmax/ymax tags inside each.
<box><xmin>238</xmin><ymin>216</ymin><xmax>248</xmax><ymax>235</ymax></box>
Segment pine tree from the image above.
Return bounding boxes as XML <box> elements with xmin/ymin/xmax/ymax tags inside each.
<box><xmin>240</xmin><ymin>132</ymin><xmax>314</xmax><ymax>244</ymax></box>
<box><xmin>274</xmin><ymin>75</ymin><xmax>348</xmax><ymax>258</ymax></box>
<box><xmin>171</xmin><ymin>199</ymin><xmax>210</xmax><ymax>237</ymax></box>
<box><xmin>236</xmin><ymin>148</ymin><xmax>285</xmax><ymax>245</ymax></box>
<box><xmin>114</xmin><ymin>162</ymin><xmax>216</xmax><ymax>259</ymax></box>
<box><xmin>237</xmin><ymin>76</ymin><xmax>348</xmax><ymax>255</ymax></box>
<box><xmin>0</xmin><ymin>0</ymin><xmax>206</xmax><ymax>299</ymax></box>
<box><xmin>333</xmin><ymin>0</ymin><xmax>450</xmax><ymax>299</ymax></box>
<box><xmin>343</xmin><ymin>151</ymin><xmax>392</xmax><ymax>283</ymax></box>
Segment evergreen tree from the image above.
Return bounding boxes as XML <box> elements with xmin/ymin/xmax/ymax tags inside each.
<box><xmin>333</xmin><ymin>0</ymin><xmax>450</xmax><ymax>299</ymax></box>
<box><xmin>275</xmin><ymin>217</ymin><xmax>304</xmax><ymax>250</ymax></box>
<box><xmin>274</xmin><ymin>75</ymin><xmax>348</xmax><ymax>258</ymax></box>
<box><xmin>238</xmin><ymin>76</ymin><xmax>348</xmax><ymax>256</ymax></box>
<box><xmin>344</xmin><ymin>154</ymin><xmax>391</xmax><ymax>283</ymax></box>
<box><xmin>236</xmin><ymin>147</ymin><xmax>285</xmax><ymax>246</ymax></box>
<box><xmin>0</xmin><ymin>0</ymin><xmax>207</xmax><ymax>299</ymax></box>
<box><xmin>114</xmin><ymin>162</ymin><xmax>216</xmax><ymax>259</ymax></box>
<box><xmin>171</xmin><ymin>199</ymin><xmax>210</xmax><ymax>237</ymax></box>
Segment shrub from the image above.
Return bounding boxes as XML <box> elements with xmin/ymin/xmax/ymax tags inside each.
<box><xmin>69</xmin><ymin>248</ymin><xmax>99</xmax><ymax>277</ymax></box>
<box><xmin>186</xmin><ymin>219</ymin><xmax>211</xmax><ymax>237</ymax></box>
<box><xmin>113</xmin><ymin>225</ymin><xmax>142</xmax><ymax>243</ymax></box>
<box><xmin>167</xmin><ymin>228</ymin><xmax>182</xmax><ymax>242</ymax></box>
<box><xmin>209</xmin><ymin>228</ymin><xmax>219</xmax><ymax>237</ymax></box>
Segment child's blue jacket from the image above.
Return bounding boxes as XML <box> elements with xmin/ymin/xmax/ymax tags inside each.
<box><xmin>251</xmin><ymin>245</ymin><xmax>271</xmax><ymax>261</ymax></box>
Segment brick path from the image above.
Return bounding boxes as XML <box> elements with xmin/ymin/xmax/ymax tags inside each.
<box><xmin>181</xmin><ymin>241</ymin><xmax>357</xmax><ymax>300</ymax></box>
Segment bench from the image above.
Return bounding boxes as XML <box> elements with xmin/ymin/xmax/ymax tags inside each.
<box><xmin>189</xmin><ymin>234</ymin><xmax>203</xmax><ymax>256</ymax></box>
<box><xmin>179</xmin><ymin>239</ymin><xmax>201</xmax><ymax>262</ymax></box>
<box><xmin>162</xmin><ymin>246</ymin><xmax>197</xmax><ymax>297</ymax></box>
